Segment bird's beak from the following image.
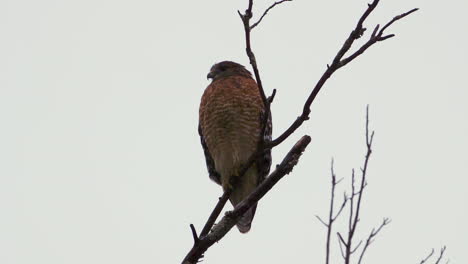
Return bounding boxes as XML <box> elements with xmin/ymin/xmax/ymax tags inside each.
<box><xmin>207</xmin><ymin>71</ymin><xmax>215</xmax><ymax>80</ymax></box>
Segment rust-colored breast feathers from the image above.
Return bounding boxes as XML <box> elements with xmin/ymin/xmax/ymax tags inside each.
<box><xmin>199</xmin><ymin>76</ymin><xmax>264</xmax><ymax>187</ymax></box>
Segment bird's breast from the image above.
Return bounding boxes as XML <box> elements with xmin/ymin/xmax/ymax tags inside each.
<box><xmin>199</xmin><ymin>76</ymin><xmax>264</xmax><ymax>181</ymax></box>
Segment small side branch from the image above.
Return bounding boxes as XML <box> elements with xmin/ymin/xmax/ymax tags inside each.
<box><xmin>250</xmin><ymin>0</ymin><xmax>292</xmax><ymax>30</ymax></box>
<box><xmin>420</xmin><ymin>249</ymin><xmax>435</xmax><ymax>264</ymax></box>
<box><xmin>238</xmin><ymin>1</ymin><xmax>268</xmax><ymax>107</ymax></box>
<box><xmin>357</xmin><ymin>218</ymin><xmax>391</xmax><ymax>264</ymax></box>
<box><xmin>343</xmin><ymin>106</ymin><xmax>375</xmax><ymax>264</ymax></box>
<box><xmin>199</xmin><ymin>190</ymin><xmax>231</xmax><ymax>238</ymax></box>
<box><xmin>418</xmin><ymin>246</ymin><xmax>448</xmax><ymax>264</ymax></box>
<box><xmin>435</xmin><ymin>246</ymin><xmax>447</xmax><ymax>264</ymax></box>
<box><xmin>317</xmin><ymin>158</ymin><xmax>348</xmax><ymax>264</ymax></box>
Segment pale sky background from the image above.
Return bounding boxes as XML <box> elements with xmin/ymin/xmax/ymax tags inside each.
<box><xmin>0</xmin><ymin>0</ymin><xmax>466</xmax><ymax>263</ymax></box>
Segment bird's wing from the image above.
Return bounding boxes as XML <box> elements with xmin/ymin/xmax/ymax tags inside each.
<box><xmin>256</xmin><ymin>109</ymin><xmax>272</xmax><ymax>183</ymax></box>
<box><xmin>198</xmin><ymin>124</ymin><xmax>221</xmax><ymax>185</ymax></box>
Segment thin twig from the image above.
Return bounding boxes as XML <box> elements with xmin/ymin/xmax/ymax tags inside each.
<box><xmin>189</xmin><ymin>224</ymin><xmax>199</xmax><ymax>244</ymax></box>
<box><xmin>250</xmin><ymin>0</ymin><xmax>292</xmax><ymax>29</ymax></box>
<box><xmin>199</xmin><ymin>190</ymin><xmax>231</xmax><ymax>238</ymax></box>
<box><xmin>342</xmin><ymin>106</ymin><xmax>375</xmax><ymax>264</ymax></box>
<box><xmin>238</xmin><ymin>1</ymin><xmax>267</xmax><ymax>107</ymax></box>
<box><xmin>420</xmin><ymin>249</ymin><xmax>435</xmax><ymax>264</ymax></box>
<box><xmin>332</xmin><ymin>193</ymin><xmax>348</xmax><ymax>222</ymax></box>
<box><xmin>357</xmin><ymin>218</ymin><xmax>391</xmax><ymax>264</ymax></box>
<box><xmin>316</xmin><ymin>215</ymin><xmax>329</xmax><ymax>227</ymax></box>
<box><xmin>321</xmin><ymin>158</ymin><xmax>348</xmax><ymax>264</ymax></box>
<box><xmin>434</xmin><ymin>246</ymin><xmax>447</xmax><ymax>264</ymax></box>
<box><xmin>419</xmin><ymin>246</ymin><xmax>448</xmax><ymax>264</ymax></box>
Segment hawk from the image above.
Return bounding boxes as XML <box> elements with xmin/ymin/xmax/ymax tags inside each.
<box><xmin>198</xmin><ymin>61</ymin><xmax>272</xmax><ymax>233</ymax></box>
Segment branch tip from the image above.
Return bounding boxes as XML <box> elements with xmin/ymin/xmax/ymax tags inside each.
<box><xmin>189</xmin><ymin>224</ymin><xmax>199</xmax><ymax>244</ymax></box>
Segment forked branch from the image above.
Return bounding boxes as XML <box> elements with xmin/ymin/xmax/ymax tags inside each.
<box><xmin>269</xmin><ymin>0</ymin><xmax>417</xmax><ymax>148</ymax></box>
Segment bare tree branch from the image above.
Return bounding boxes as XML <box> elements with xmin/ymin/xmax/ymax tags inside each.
<box><xmin>322</xmin><ymin>106</ymin><xmax>384</xmax><ymax>264</ymax></box>
<box><xmin>182</xmin><ymin>136</ymin><xmax>311</xmax><ymax>264</ymax></box>
<box><xmin>337</xmin><ymin>232</ymin><xmax>347</xmax><ymax>259</ymax></box>
<box><xmin>420</xmin><ymin>249</ymin><xmax>436</xmax><ymax>264</ymax></box>
<box><xmin>332</xmin><ymin>193</ymin><xmax>348</xmax><ymax>222</ymax></box>
<box><xmin>250</xmin><ymin>0</ymin><xmax>292</xmax><ymax>30</ymax></box>
<box><xmin>357</xmin><ymin>218</ymin><xmax>391</xmax><ymax>264</ymax></box>
<box><xmin>435</xmin><ymin>246</ymin><xmax>447</xmax><ymax>264</ymax></box>
<box><xmin>199</xmin><ymin>191</ymin><xmax>231</xmax><ymax>238</ymax></box>
<box><xmin>268</xmin><ymin>1</ymin><xmax>418</xmax><ymax>148</ymax></box>
<box><xmin>418</xmin><ymin>246</ymin><xmax>448</xmax><ymax>264</ymax></box>
<box><xmin>238</xmin><ymin>1</ymin><xmax>268</xmax><ymax>107</ymax></box>
<box><xmin>189</xmin><ymin>224</ymin><xmax>199</xmax><ymax>244</ymax></box>
<box><xmin>317</xmin><ymin>158</ymin><xmax>349</xmax><ymax>264</ymax></box>
<box><xmin>315</xmin><ymin>215</ymin><xmax>329</xmax><ymax>227</ymax></box>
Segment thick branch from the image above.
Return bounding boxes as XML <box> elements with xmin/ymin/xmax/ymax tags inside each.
<box><xmin>182</xmin><ymin>136</ymin><xmax>311</xmax><ymax>264</ymax></box>
<box><xmin>268</xmin><ymin>0</ymin><xmax>418</xmax><ymax>148</ymax></box>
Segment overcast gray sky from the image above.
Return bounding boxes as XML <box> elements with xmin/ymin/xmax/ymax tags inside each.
<box><xmin>1</xmin><ymin>0</ymin><xmax>467</xmax><ymax>263</ymax></box>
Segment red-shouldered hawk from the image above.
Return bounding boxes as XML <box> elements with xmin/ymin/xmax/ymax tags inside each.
<box><xmin>199</xmin><ymin>61</ymin><xmax>272</xmax><ymax>233</ymax></box>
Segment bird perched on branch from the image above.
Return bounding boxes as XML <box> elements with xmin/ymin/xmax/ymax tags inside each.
<box><xmin>198</xmin><ymin>61</ymin><xmax>272</xmax><ymax>233</ymax></box>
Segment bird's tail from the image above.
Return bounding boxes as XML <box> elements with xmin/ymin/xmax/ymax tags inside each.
<box><xmin>236</xmin><ymin>204</ymin><xmax>257</xmax><ymax>233</ymax></box>
<box><xmin>229</xmin><ymin>165</ymin><xmax>259</xmax><ymax>233</ymax></box>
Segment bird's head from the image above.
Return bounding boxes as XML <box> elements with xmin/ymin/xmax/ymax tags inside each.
<box><xmin>207</xmin><ymin>61</ymin><xmax>252</xmax><ymax>81</ymax></box>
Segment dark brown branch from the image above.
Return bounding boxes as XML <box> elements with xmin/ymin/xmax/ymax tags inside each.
<box><xmin>268</xmin><ymin>0</ymin><xmax>418</xmax><ymax>148</ymax></box>
<box><xmin>420</xmin><ymin>249</ymin><xmax>435</xmax><ymax>264</ymax></box>
<box><xmin>351</xmin><ymin>240</ymin><xmax>363</xmax><ymax>254</ymax></box>
<box><xmin>238</xmin><ymin>2</ymin><xmax>278</xmax><ymax>154</ymax></box>
<box><xmin>343</xmin><ymin>105</ymin><xmax>374</xmax><ymax>264</ymax></box>
<box><xmin>332</xmin><ymin>192</ymin><xmax>348</xmax><ymax>222</ymax></box>
<box><xmin>434</xmin><ymin>246</ymin><xmax>447</xmax><ymax>264</ymax></box>
<box><xmin>339</xmin><ymin>7</ymin><xmax>419</xmax><ymax>68</ymax></box>
<box><xmin>182</xmin><ymin>136</ymin><xmax>311</xmax><ymax>264</ymax></box>
<box><xmin>189</xmin><ymin>224</ymin><xmax>199</xmax><ymax>244</ymax></box>
<box><xmin>199</xmin><ymin>190</ymin><xmax>231</xmax><ymax>238</ymax></box>
<box><xmin>418</xmin><ymin>246</ymin><xmax>448</xmax><ymax>264</ymax></box>
<box><xmin>238</xmin><ymin>2</ymin><xmax>268</xmax><ymax>107</ymax></box>
<box><xmin>315</xmin><ymin>215</ymin><xmax>328</xmax><ymax>227</ymax></box>
<box><xmin>250</xmin><ymin>0</ymin><xmax>292</xmax><ymax>30</ymax></box>
<box><xmin>357</xmin><ymin>218</ymin><xmax>391</xmax><ymax>264</ymax></box>
<box><xmin>318</xmin><ymin>158</ymin><xmax>349</xmax><ymax>264</ymax></box>
<box><xmin>337</xmin><ymin>232</ymin><xmax>347</xmax><ymax>259</ymax></box>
